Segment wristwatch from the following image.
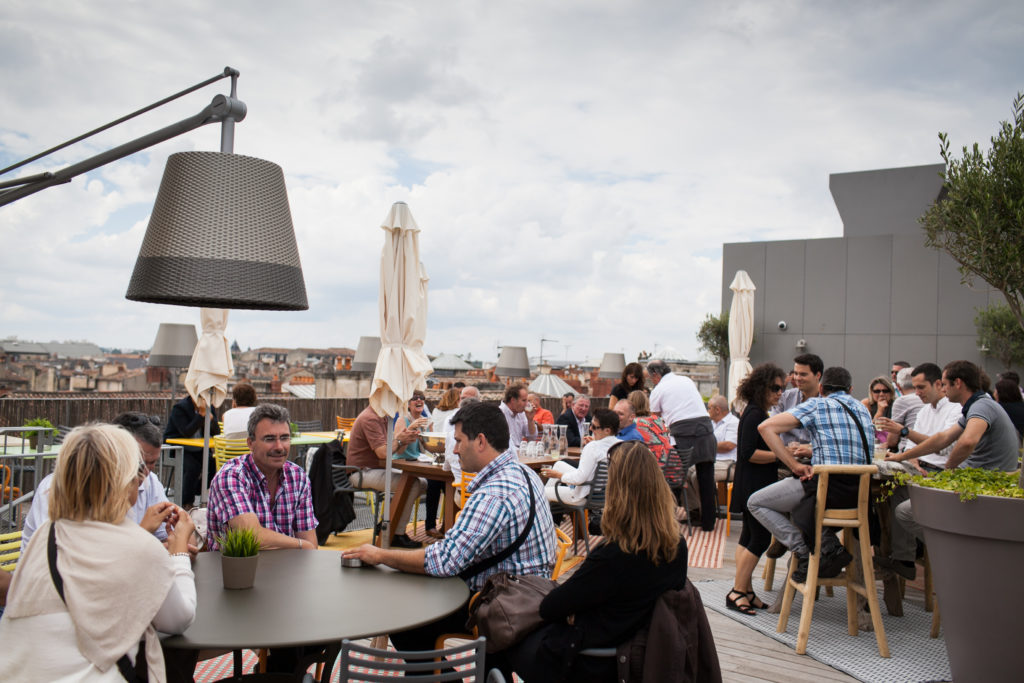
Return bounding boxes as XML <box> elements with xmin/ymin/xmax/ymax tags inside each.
<box><xmin>899</xmin><ymin>426</ymin><xmax>909</xmax><ymax>438</ymax></box>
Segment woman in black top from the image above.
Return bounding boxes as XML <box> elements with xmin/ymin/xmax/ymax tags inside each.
<box><xmin>994</xmin><ymin>378</ymin><xmax>1024</xmax><ymax>442</ymax></box>
<box><xmin>726</xmin><ymin>363</ymin><xmax>786</xmax><ymax>615</ymax></box>
<box><xmin>608</xmin><ymin>362</ymin><xmax>645</xmax><ymax>409</ymax></box>
<box><xmin>500</xmin><ymin>441</ymin><xmax>687</xmax><ymax>682</ymax></box>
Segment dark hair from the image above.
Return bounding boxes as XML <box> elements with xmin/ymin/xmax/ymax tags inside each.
<box><xmin>450</xmin><ymin>402</ymin><xmax>509</xmax><ymax>451</ymax></box>
<box><xmin>820</xmin><ymin>366</ymin><xmax>853</xmax><ymax>394</ymax></box>
<box><xmin>893</xmin><ymin>361</ymin><xmax>910</xmax><ymax>369</ymax></box>
<box><xmin>943</xmin><ymin>360</ymin><xmax>981</xmax><ymax>393</ymax></box>
<box><xmin>453</xmin><ymin>381</ymin><xmax>466</xmax><ymax>388</ymax></box>
<box><xmin>1000</xmin><ymin>371</ymin><xmax>1020</xmax><ymax>385</ymax></box>
<box><xmin>620</xmin><ymin>362</ymin><xmax>644</xmax><ymax>388</ymax></box>
<box><xmin>111</xmin><ymin>412</ymin><xmax>162</xmax><ymax>448</ymax></box>
<box><xmin>793</xmin><ymin>353</ymin><xmax>824</xmax><ymax>376</ymax></box>
<box><xmin>563</xmin><ymin>392</ymin><xmax>575</xmax><ymax>399</ymax></box>
<box><xmin>995</xmin><ymin>379</ymin><xmax>1023</xmax><ymax>404</ymax></box>
<box><xmin>231</xmin><ymin>383</ymin><xmax>257</xmax><ymax>407</ymax></box>
<box><xmin>646</xmin><ymin>360</ymin><xmax>670</xmax><ymax>378</ymax></box>
<box><xmin>591</xmin><ymin>408</ymin><xmax>619</xmax><ymax>432</ymax></box>
<box><xmin>247</xmin><ymin>403</ymin><xmax>291</xmax><ymax>439</ymax></box>
<box><xmin>737</xmin><ymin>363</ymin><xmax>786</xmax><ymax>412</ymax></box>
<box><xmin>503</xmin><ymin>383</ymin><xmax>526</xmax><ymax>404</ymax></box>
<box><xmin>912</xmin><ymin>362</ymin><xmax>942</xmax><ymax>384</ymax></box>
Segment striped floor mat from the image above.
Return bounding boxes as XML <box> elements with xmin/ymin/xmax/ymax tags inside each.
<box><xmin>684</xmin><ymin>518</ymin><xmax>727</xmax><ymax>569</ymax></box>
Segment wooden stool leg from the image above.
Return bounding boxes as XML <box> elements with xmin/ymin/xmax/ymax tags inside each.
<box><xmin>930</xmin><ymin>597</ymin><xmax>941</xmax><ymax>638</ymax></box>
<box><xmin>858</xmin><ymin>520</ymin><xmax>890</xmax><ymax>658</ymax></box>
<box><xmin>923</xmin><ymin>550</ymin><xmax>934</xmax><ymax>612</ymax></box>
<box><xmin>776</xmin><ymin>554</ymin><xmax>798</xmax><ymax>634</ymax></box>
<box><xmin>763</xmin><ymin>555</ymin><xmax>777</xmax><ymax>592</ymax></box>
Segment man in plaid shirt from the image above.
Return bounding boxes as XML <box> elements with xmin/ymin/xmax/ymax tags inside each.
<box><xmin>749</xmin><ymin>366</ymin><xmax>873</xmax><ymax>583</ymax></box>
<box><xmin>344</xmin><ymin>401</ymin><xmax>555</xmax><ymax>652</ymax></box>
<box><xmin>206</xmin><ymin>403</ymin><xmax>318</xmax><ymax>552</ymax></box>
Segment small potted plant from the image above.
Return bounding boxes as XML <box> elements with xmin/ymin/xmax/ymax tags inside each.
<box><xmin>22</xmin><ymin>418</ymin><xmax>55</xmax><ymax>450</ymax></box>
<box><xmin>216</xmin><ymin>527</ymin><xmax>261</xmax><ymax>589</ymax></box>
<box><xmin>888</xmin><ymin>468</ymin><xmax>1024</xmax><ymax>682</ymax></box>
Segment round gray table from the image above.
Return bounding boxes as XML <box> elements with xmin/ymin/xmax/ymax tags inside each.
<box><xmin>163</xmin><ymin>549</ymin><xmax>469</xmax><ymax>678</ymax></box>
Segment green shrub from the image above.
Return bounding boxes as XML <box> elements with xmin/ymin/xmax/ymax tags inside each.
<box><xmin>883</xmin><ymin>467</ymin><xmax>1024</xmax><ymax>502</ymax></box>
<box><xmin>22</xmin><ymin>417</ymin><xmax>55</xmax><ymax>440</ymax></box>
<box><xmin>216</xmin><ymin>527</ymin><xmax>261</xmax><ymax>557</ymax></box>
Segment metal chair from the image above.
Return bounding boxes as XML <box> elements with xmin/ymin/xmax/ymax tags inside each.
<box><xmin>294</xmin><ymin>419</ymin><xmax>322</xmax><ymax>432</ymax></box>
<box><xmin>661</xmin><ymin>447</ymin><xmax>694</xmax><ymax>536</ymax></box>
<box><xmin>332</xmin><ymin>463</ymin><xmax>386</xmax><ymax>544</ymax></box>
<box><xmin>553</xmin><ymin>459</ymin><xmax>609</xmax><ymax>553</ymax></box>
<box><xmin>776</xmin><ymin>464</ymin><xmax>890</xmax><ymax>657</ymax></box>
<box><xmin>338</xmin><ymin>636</ymin><xmax>505</xmax><ymax>682</ymax></box>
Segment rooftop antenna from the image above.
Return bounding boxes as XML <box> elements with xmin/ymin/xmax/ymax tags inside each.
<box><xmin>539</xmin><ymin>335</ymin><xmax>558</xmax><ymax>365</ymax></box>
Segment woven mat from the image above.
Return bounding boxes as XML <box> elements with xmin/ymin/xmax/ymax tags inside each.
<box><xmin>683</xmin><ymin>518</ymin><xmax>726</xmax><ymax>569</ymax></box>
<box><xmin>695</xmin><ymin>579</ymin><xmax>951</xmax><ymax>682</ymax></box>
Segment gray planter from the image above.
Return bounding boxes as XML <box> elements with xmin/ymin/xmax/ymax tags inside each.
<box><xmin>910</xmin><ymin>484</ymin><xmax>1024</xmax><ymax>683</ymax></box>
<box><xmin>221</xmin><ymin>553</ymin><xmax>259</xmax><ymax>590</ymax></box>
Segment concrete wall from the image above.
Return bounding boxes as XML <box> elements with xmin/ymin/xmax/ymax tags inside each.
<box><xmin>721</xmin><ymin>164</ymin><xmax>1015</xmax><ymax>397</ymax></box>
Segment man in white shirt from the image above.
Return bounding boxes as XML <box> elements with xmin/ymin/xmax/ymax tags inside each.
<box><xmin>22</xmin><ymin>413</ymin><xmax>181</xmax><ymax>551</ymax></box>
<box><xmin>884</xmin><ymin>367</ymin><xmax>925</xmax><ymax>452</ymax></box>
<box><xmin>875</xmin><ymin>362</ymin><xmax>961</xmax><ymax>468</ymax></box>
<box><xmin>499</xmin><ymin>383</ymin><xmax>538</xmax><ymax>452</ymax></box>
<box><xmin>647</xmin><ymin>359</ymin><xmax>718</xmax><ymax>531</ymax></box>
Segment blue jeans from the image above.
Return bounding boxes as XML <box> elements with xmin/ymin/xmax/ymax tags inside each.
<box><xmin>746</xmin><ymin>477</ymin><xmax>810</xmax><ymax>556</ymax></box>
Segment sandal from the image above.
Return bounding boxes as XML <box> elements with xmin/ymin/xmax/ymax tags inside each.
<box><xmin>746</xmin><ymin>591</ymin><xmax>768</xmax><ymax>609</ymax></box>
<box><xmin>726</xmin><ymin>589</ymin><xmax>756</xmax><ymax>615</ymax></box>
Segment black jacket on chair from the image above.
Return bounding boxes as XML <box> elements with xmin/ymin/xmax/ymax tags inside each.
<box><xmin>309</xmin><ymin>438</ymin><xmax>356</xmax><ymax>545</ymax></box>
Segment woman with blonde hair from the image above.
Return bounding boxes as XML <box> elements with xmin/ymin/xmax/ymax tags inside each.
<box><xmin>423</xmin><ymin>387</ymin><xmax>463</xmax><ymax>538</ymax></box>
<box><xmin>500</xmin><ymin>441</ymin><xmax>687</xmax><ymax>681</ymax></box>
<box><xmin>0</xmin><ymin>424</ymin><xmax>197</xmax><ymax>681</ymax></box>
<box><xmin>862</xmin><ymin>375</ymin><xmax>895</xmax><ymax>421</ymax></box>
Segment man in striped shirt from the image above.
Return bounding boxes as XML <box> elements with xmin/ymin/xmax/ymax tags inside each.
<box><xmin>343</xmin><ymin>401</ymin><xmax>555</xmax><ymax>651</ymax></box>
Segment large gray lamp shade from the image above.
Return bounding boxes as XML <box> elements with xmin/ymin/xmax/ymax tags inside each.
<box><xmin>598</xmin><ymin>352</ymin><xmax>626</xmax><ymax>379</ymax></box>
<box><xmin>351</xmin><ymin>336</ymin><xmax>382</xmax><ymax>372</ymax></box>
<box><xmin>148</xmin><ymin>323</ymin><xmax>198</xmax><ymax>368</ymax></box>
<box><xmin>126</xmin><ymin>151</ymin><xmax>308</xmax><ymax>310</ymax></box>
<box><xmin>495</xmin><ymin>346</ymin><xmax>530</xmax><ymax>378</ymax></box>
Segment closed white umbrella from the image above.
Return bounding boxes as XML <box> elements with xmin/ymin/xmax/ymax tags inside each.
<box><xmin>184</xmin><ymin>308</ymin><xmax>234</xmax><ymax>504</ymax></box>
<box><xmin>369</xmin><ymin>202</ymin><xmax>433</xmax><ymax>548</ymax></box>
<box><xmin>727</xmin><ymin>270</ymin><xmax>756</xmax><ymax>406</ymax></box>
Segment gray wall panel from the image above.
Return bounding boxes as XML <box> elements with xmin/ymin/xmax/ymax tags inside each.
<box><xmin>890</xmin><ymin>235</ymin><xmax>939</xmax><ymax>334</ymax></box>
<box><xmin>804</xmin><ymin>239</ymin><xmax>846</xmax><ymax>334</ymax></box>
<box><xmin>845</xmin><ymin>236</ymin><xmax>893</xmax><ymax>335</ymax></box>
<box><xmin>760</xmin><ymin>333</ymin><xmax>805</xmax><ymax>370</ymax></box>
<box><xmin>937</xmin><ymin>335</ymin><xmax>987</xmax><ymax>367</ymax></box>
<box><xmin>889</xmin><ymin>335</ymin><xmax>938</xmax><ymax>368</ymax></box>
<box><xmin>763</xmin><ymin>241</ymin><xmax>806</xmax><ymax>335</ymax></box>
<box><xmin>844</xmin><ymin>334</ymin><xmax>892</xmax><ymax>395</ymax></box>
<box><xmin>937</xmin><ymin>252</ymin><xmax>988</xmax><ymax>335</ymax></box>
<box><xmin>801</xmin><ymin>335</ymin><xmax>845</xmax><ymax>371</ymax></box>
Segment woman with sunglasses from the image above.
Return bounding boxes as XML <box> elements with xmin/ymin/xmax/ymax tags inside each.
<box><xmin>862</xmin><ymin>375</ymin><xmax>895</xmax><ymax>422</ymax></box>
<box><xmin>540</xmin><ymin>408</ymin><xmax>620</xmax><ymax>505</ymax></box>
<box><xmin>499</xmin><ymin>441</ymin><xmax>687</xmax><ymax>681</ymax></box>
<box><xmin>726</xmin><ymin>363</ymin><xmax>787</xmax><ymax>615</ymax></box>
<box><xmin>1</xmin><ymin>424</ymin><xmax>197</xmax><ymax>680</ymax></box>
<box><xmin>396</xmin><ymin>392</ymin><xmax>431</xmax><ymax>460</ymax></box>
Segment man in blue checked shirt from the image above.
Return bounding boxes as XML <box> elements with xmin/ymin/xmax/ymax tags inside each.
<box><xmin>343</xmin><ymin>401</ymin><xmax>556</xmax><ymax>652</ymax></box>
<box><xmin>749</xmin><ymin>366</ymin><xmax>873</xmax><ymax>583</ymax></box>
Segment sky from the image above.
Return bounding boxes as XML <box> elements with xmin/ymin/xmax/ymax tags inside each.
<box><xmin>1</xmin><ymin>1</ymin><xmax>1022</xmax><ymax>365</ymax></box>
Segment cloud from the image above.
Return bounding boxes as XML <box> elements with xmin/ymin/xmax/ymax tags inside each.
<box><xmin>2</xmin><ymin>0</ymin><xmax>1023</xmax><ymax>363</ymax></box>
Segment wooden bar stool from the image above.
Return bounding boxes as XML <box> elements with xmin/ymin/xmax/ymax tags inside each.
<box><xmin>776</xmin><ymin>464</ymin><xmax>890</xmax><ymax>657</ymax></box>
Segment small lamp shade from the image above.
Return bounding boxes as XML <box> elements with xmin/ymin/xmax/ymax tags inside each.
<box><xmin>148</xmin><ymin>323</ymin><xmax>198</xmax><ymax>368</ymax></box>
<box><xmin>351</xmin><ymin>336</ymin><xmax>382</xmax><ymax>372</ymax></box>
<box><xmin>598</xmin><ymin>352</ymin><xmax>626</xmax><ymax>379</ymax></box>
<box><xmin>496</xmin><ymin>346</ymin><xmax>530</xmax><ymax>378</ymax></box>
<box><xmin>126</xmin><ymin>151</ymin><xmax>308</xmax><ymax>310</ymax></box>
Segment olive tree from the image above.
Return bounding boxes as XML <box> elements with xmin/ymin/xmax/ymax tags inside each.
<box><xmin>921</xmin><ymin>92</ymin><xmax>1024</xmax><ymax>334</ymax></box>
<box><xmin>975</xmin><ymin>303</ymin><xmax>1024</xmax><ymax>370</ymax></box>
<box><xmin>696</xmin><ymin>311</ymin><xmax>729</xmax><ymax>363</ymax></box>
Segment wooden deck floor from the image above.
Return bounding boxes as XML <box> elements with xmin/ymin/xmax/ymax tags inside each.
<box><xmin>689</xmin><ymin>520</ymin><xmax>860</xmax><ymax>683</ymax></box>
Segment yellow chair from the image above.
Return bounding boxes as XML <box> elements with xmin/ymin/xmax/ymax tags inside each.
<box><xmin>336</xmin><ymin>416</ymin><xmax>356</xmax><ymax>431</ymax></box>
<box><xmin>453</xmin><ymin>472</ymin><xmax>477</xmax><ymax>520</ymax></box>
<box><xmin>552</xmin><ymin>528</ymin><xmax>574</xmax><ymax>580</ymax></box>
<box><xmin>213</xmin><ymin>436</ymin><xmax>249</xmax><ymax>471</ymax></box>
<box><xmin>0</xmin><ymin>530</ymin><xmax>23</xmax><ymax>572</ymax></box>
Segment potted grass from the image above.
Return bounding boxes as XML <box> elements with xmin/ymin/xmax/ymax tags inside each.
<box><xmin>890</xmin><ymin>469</ymin><xmax>1024</xmax><ymax>683</ymax></box>
<box><xmin>22</xmin><ymin>418</ymin><xmax>55</xmax><ymax>450</ymax></box>
<box><xmin>217</xmin><ymin>527</ymin><xmax>261</xmax><ymax>589</ymax></box>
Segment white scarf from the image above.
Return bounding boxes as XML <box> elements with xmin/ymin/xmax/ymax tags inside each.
<box><xmin>6</xmin><ymin>518</ymin><xmax>175</xmax><ymax>682</ymax></box>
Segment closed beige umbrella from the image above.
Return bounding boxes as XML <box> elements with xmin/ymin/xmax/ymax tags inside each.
<box><xmin>184</xmin><ymin>307</ymin><xmax>234</xmax><ymax>503</ymax></box>
<box><xmin>368</xmin><ymin>202</ymin><xmax>433</xmax><ymax>547</ymax></box>
<box><xmin>727</xmin><ymin>270</ymin><xmax>756</xmax><ymax>406</ymax></box>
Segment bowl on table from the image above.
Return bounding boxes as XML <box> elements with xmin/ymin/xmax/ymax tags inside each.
<box><xmin>418</xmin><ymin>432</ymin><xmax>447</xmax><ymax>454</ymax></box>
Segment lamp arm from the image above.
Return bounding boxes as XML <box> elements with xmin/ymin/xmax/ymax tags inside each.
<box><xmin>0</xmin><ymin>94</ymin><xmax>246</xmax><ymax>208</ymax></box>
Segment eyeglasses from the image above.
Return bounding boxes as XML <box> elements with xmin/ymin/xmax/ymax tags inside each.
<box><xmin>260</xmin><ymin>434</ymin><xmax>292</xmax><ymax>444</ymax></box>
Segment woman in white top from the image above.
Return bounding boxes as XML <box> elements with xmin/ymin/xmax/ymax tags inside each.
<box><xmin>0</xmin><ymin>424</ymin><xmax>197</xmax><ymax>682</ymax></box>
<box><xmin>541</xmin><ymin>408</ymin><xmax>621</xmax><ymax>505</ymax></box>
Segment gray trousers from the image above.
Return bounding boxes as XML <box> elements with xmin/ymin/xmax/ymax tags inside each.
<box><xmin>890</xmin><ymin>486</ymin><xmax>924</xmax><ymax>562</ymax></box>
<box><xmin>747</xmin><ymin>477</ymin><xmax>810</xmax><ymax>556</ymax></box>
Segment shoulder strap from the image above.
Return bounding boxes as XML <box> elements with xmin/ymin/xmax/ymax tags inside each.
<box><xmin>47</xmin><ymin>524</ymin><xmax>141</xmax><ymax>683</ymax></box>
<box><xmin>458</xmin><ymin>464</ymin><xmax>536</xmax><ymax>581</ymax></box>
<box><xmin>830</xmin><ymin>397</ymin><xmax>872</xmax><ymax>460</ymax></box>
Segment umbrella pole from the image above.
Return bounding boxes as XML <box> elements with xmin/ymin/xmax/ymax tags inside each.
<box><xmin>200</xmin><ymin>390</ymin><xmax>212</xmax><ymax>505</ymax></box>
<box><xmin>381</xmin><ymin>414</ymin><xmax>397</xmax><ymax>549</ymax></box>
